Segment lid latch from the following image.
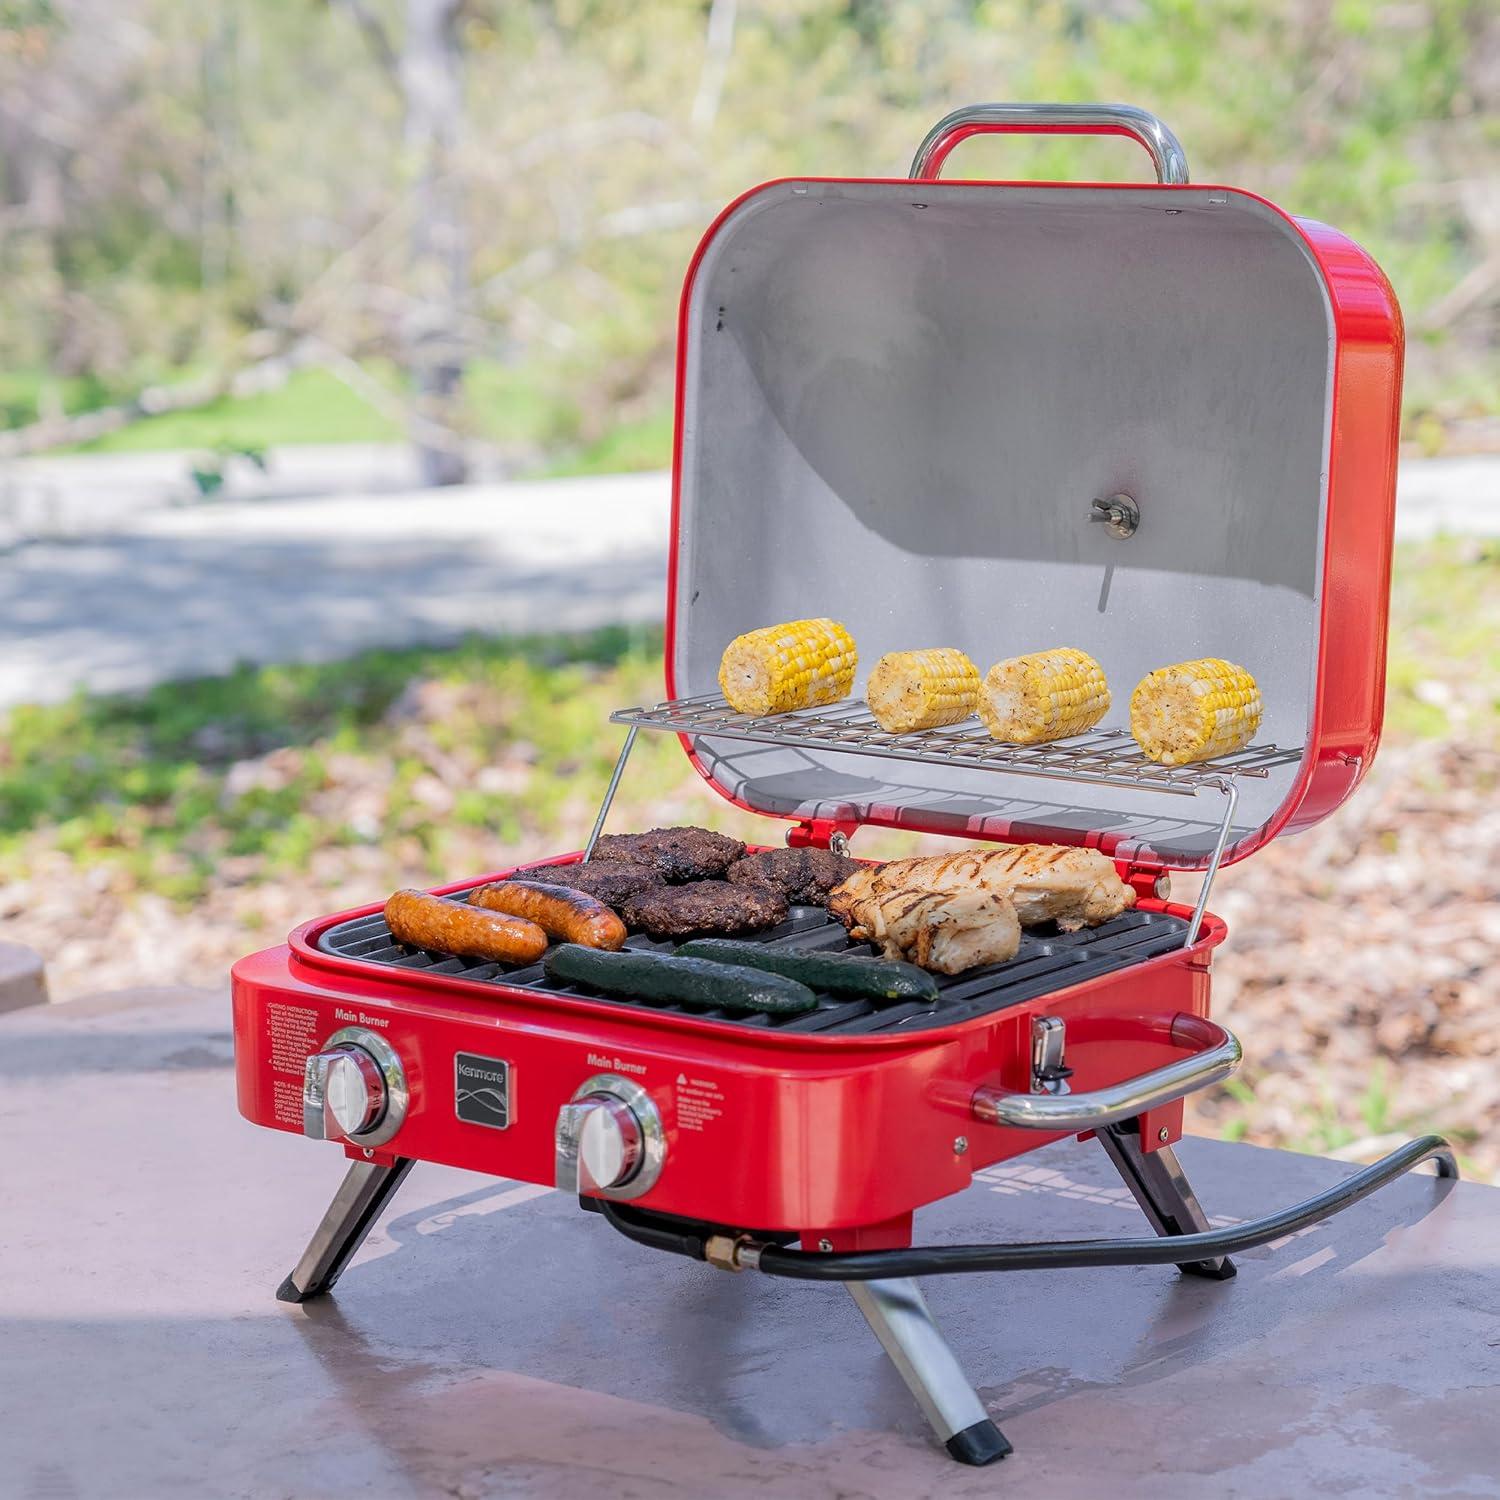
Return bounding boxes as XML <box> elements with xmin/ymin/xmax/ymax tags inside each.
<box><xmin>1030</xmin><ymin>1015</ymin><xmax>1074</xmax><ymax>1095</ymax></box>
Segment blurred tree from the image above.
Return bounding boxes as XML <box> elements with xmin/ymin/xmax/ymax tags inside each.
<box><xmin>0</xmin><ymin>0</ymin><xmax>1493</xmax><ymax>464</ymax></box>
<box><xmin>403</xmin><ymin>0</ymin><xmax>469</xmax><ymax>484</ymax></box>
<box><xmin>333</xmin><ymin>0</ymin><xmax>471</xmax><ymax>484</ymax></box>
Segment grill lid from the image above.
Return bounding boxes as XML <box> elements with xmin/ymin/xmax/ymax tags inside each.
<box><xmin>663</xmin><ymin>104</ymin><xmax>1403</xmax><ymax>870</ymax></box>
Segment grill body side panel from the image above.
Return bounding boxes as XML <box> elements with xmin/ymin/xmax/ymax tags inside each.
<box><xmin>232</xmin><ymin>919</ymin><xmax>1217</xmax><ymax>1234</ymax></box>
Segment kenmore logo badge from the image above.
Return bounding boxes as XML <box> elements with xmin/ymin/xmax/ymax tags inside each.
<box><xmin>454</xmin><ymin>1053</ymin><xmax>511</xmax><ymax>1129</ymax></box>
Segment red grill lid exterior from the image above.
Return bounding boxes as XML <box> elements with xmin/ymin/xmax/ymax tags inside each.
<box><xmin>664</xmin><ymin>127</ymin><xmax>1403</xmax><ymax>871</ymax></box>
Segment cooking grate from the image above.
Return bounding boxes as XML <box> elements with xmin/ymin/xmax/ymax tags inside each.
<box><xmin>317</xmin><ymin>892</ymin><xmax>1188</xmax><ymax>1035</ymax></box>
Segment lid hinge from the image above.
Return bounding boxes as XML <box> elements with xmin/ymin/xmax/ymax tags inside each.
<box><xmin>787</xmin><ymin>818</ymin><xmax>859</xmax><ymax>852</ymax></box>
<box><xmin>1122</xmin><ymin>864</ymin><xmax>1172</xmax><ymax>904</ymax></box>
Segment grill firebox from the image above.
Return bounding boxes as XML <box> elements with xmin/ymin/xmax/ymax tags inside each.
<box><xmin>318</xmin><ymin>889</ymin><xmax>1187</xmax><ymax>1035</ymax></box>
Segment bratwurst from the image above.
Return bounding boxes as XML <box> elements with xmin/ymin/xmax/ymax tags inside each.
<box><xmin>471</xmin><ymin>879</ymin><xmax>626</xmax><ymax>951</ymax></box>
<box><xmin>385</xmin><ymin>888</ymin><xmax>547</xmax><ymax>965</ymax></box>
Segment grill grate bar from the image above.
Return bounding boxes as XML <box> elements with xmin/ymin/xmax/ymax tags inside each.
<box><xmin>316</xmin><ymin>891</ymin><xmax>1189</xmax><ymax>1034</ymax></box>
<box><xmin>608</xmin><ymin>693</ymin><xmax>1300</xmax><ymax>797</ymax></box>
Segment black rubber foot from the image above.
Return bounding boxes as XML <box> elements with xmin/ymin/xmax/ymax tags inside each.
<box><xmin>945</xmin><ymin>1419</ymin><xmax>1013</xmax><ymax>1466</ymax></box>
<box><xmin>1181</xmin><ymin>1256</ymin><xmax>1238</xmax><ymax>1281</ymax></box>
<box><xmin>276</xmin><ymin>1274</ymin><xmax>311</xmax><ymax>1304</ymax></box>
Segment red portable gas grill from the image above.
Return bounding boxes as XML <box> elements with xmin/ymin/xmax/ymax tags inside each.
<box><xmin>233</xmin><ymin>103</ymin><xmax>1456</xmax><ymax>1466</ymax></box>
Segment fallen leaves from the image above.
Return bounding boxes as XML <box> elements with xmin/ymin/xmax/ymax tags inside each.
<box><xmin>1189</xmin><ymin>736</ymin><xmax>1500</xmax><ymax>1178</ymax></box>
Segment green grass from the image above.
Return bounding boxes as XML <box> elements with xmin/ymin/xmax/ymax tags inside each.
<box><xmin>1385</xmin><ymin>538</ymin><xmax>1500</xmax><ymax>740</ymax></box>
<box><xmin>72</xmin><ymin>366</ymin><xmax>401</xmax><ymax>453</ymax></box>
<box><xmin>0</xmin><ymin>369</ymin><xmax>135</xmax><ymax>432</ymax></box>
<box><xmin>0</xmin><ymin>624</ymin><xmax>682</xmax><ymax>901</ymax></box>
<box><xmin>462</xmin><ymin>361</ymin><xmax>580</xmax><ymax>451</ymax></box>
<box><xmin>542</xmin><ymin>407</ymin><xmax>672</xmax><ymax>477</ymax></box>
<box><xmin>1211</xmin><ymin>1063</ymin><xmax>1469</xmax><ymax>1157</ymax></box>
<box><xmin>43</xmin><ymin>357</ymin><xmax>674</xmax><ymax>474</ymax></box>
<box><xmin>1403</xmin><ymin>359</ymin><xmax>1500</xmax><ymax>456</ymax></box>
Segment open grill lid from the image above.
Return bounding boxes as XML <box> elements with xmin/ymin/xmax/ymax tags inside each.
<box><xmin>659</xmin><ymin>104</ymin><xmax>1404</xmax><ymax>871</ymax></box>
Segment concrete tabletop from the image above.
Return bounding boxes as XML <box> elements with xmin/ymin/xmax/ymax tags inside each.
<box><xmin>4</xmin><ymin>984</ymin><xmax>1498</xmax><ymax>1500</ymax></box>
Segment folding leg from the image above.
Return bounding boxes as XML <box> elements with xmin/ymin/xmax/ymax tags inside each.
<box><xmin>276</xmin><ymin>1157</ymin><xmax>415</xmax><ymax>1303</ymax></box>
<box><xmin>1097</xmin><ymin>1122</ymin><xmax>1236</xmax><ymax>1280</ymax></box>
<box><xmin>847</xmin><ymin>1278</ymin><xmax>1012</xmax><ymax>1465</ymax></box>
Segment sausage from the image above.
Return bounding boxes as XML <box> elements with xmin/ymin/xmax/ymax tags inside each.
<box><xmin>471</xmin><ymin>879</ymin><xmax>627</xmax><ymax>951</ymax></box>
<box><xmin>384</xmin><ymin>888</ymin><xmax>547</xmax><ymax>965</ymax></box>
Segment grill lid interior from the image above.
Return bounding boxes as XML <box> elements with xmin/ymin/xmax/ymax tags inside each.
<box><xmin>670</xmin><ymin>179</ymin><xmax>1343</xmax><ymax>867</ymax></box>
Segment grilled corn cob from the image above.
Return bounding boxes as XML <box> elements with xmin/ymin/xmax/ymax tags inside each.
<box><xmin>866</xmin><ymin>648</ymin><xmax>980</xmax><ymax>733</ymax></box>
<box><xmin>1130</xmin><ymin>657</ymin><xmax>1262</xmax><ymax>765</ymax></box>
<box><xmin>978</xmin><ymin>647</ymin><xmax>1110</xmax><ymax>744</ymax></box>
<box><xmin>718</xmin><ymin>617</ymin><xmax>857</xmax><ymax>716</ymax></box>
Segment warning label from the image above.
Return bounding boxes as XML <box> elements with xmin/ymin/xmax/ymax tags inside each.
<box><xmin>267</xmin><ymin>1002</ymin><xmax>320</xmax><ymax>1076</ymax></box>
<box><xmin>273</xmin><ymin>1078</ymin><xmax>304</xmax><ymax>1128</ymax></box>
<box><xmin>267</xmin><ymin>1002</ymin><xmax>320</xmax><ymax>1127</ymax></box>
<box><xmin>676</xmin><ymin>1074</ymin><xmax>724</xmax><ymax>1133</ymax></box>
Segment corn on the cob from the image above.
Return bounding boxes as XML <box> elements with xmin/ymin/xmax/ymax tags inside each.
<box><xmin>978</xmin><ymin>647</ymin><xmax>1110</xmax><ymax>744</ymax></box>
<box><xmin>1130</xmin><ymin>657</ymin><xmax>1262</xmax><ymax>765</ymax></box>
<box><xmin>865</xmin><ymin>648</ymin><xmax>980</xmax><ymax>733</ymax></box>
<box><xmin>718</xmin><ymin>617</ymin><xmax>857</xmax><ymax>716</ymax></box>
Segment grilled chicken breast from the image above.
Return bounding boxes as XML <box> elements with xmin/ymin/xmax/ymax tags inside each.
<box><xmin>874</xmin><ymin>887</ymin><xmax>1021</xmax><ymax>974</ymax></box>
<box><xmin>828</xmin><ymin>844</ymin><xmax>1133</xmax><ymax>958</ymax></box>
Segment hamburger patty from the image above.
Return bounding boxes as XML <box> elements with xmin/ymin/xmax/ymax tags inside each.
<box><xmin>509</xmin><ymin>861</ymin><xmax>664</xmax><ymax>911</ymax></box>
<box><xmin>726</xmin><ymin>847</ymin><xmax>865</xmax><ymax>906</ymax></box>
<box><xmin>590</xmin><ymin>826</ymin><xmax>746</xmax><ymax>882</ymax></box>
<box><xmin>621</xmin><ymin>880</ymin><xmax>788</xmax><ymax>940</ymax></box>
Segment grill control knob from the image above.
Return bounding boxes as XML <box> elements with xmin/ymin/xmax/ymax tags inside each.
<box><xmin>569</xmin><ymin>1094</ymin><xmax>643</xmax><ymax>1189</ymax></box>
<box><xmin>555</xmin><ymin>1074</ymin><xmax>665</xmax><ymax>1199</ymax></box>
<box><xmin>301</xmin><ymin>1026</ymin><xmax>409</xmax><ymax>1147</ymax></box>
<box><xmin>305</xmin><ymin>1045</ymin><xmax>385</xmax><ymax>1140</ymax></box>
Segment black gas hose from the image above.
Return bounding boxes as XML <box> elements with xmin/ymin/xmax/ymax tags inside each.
<box><xmin>598</xmin><ymin>1134</ymin><xmax>1456</xmax><ymax>1280</ymax></box>
<box><xmin>592</xmin><ymin>1201</ymin><xmax>708</xmax><ymax>1260</ymax></box>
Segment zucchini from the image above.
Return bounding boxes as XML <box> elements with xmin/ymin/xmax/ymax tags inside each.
<box><xmin>543</xmin><ymin>943</ymin><xmax>818</xmax><ymax>1015</ymax></box>
<box><xmin>675</xmin><ymin>939</ymin><xmax>940</xmax><ymax>1003</ymax></box>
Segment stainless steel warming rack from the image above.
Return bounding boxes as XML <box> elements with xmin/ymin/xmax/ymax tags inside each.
<box><xmin>588</xmin><ymin>693</ymin><xmax>1305</xmax><ymax>942</ymax></box>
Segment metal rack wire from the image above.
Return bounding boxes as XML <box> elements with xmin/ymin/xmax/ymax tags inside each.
<box><xmin>587</xmin><ymin>693</ymin><xmax>1305</xmax><ymax>946</ymax></box>
<box><xmin>607</xmin><ymin>694</ymin><xmax>1301</xmax><ymax>797</ymax></box>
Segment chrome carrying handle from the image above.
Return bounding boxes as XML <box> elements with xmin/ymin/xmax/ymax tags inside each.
<box><xmin>910</xmin><ymin>102</ymin><xmax>1190</xmax><ymax>185</ymax></box>
<box><xmin>971</xmin><ymin>1014</ymin><xmax>1240</xmax><ymax>1131</ymax></box>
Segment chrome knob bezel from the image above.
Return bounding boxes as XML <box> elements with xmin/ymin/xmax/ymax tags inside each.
<box><xmin>304</xmin><ymin>1025</ymin><xmax>409</xmax><ymax>1148</ymax></box>
<box><xmin>555</xmin><ymin>1072</ymin><xmax>665</xmax><ymax>1200</ymax></box>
